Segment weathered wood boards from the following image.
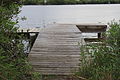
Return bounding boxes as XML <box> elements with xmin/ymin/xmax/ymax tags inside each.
<box><xmin>28</xmin><ymin>24</ymin><xmax>85</xmax><ymax>75</ymax></box>
<box><xmin>76</xmin><ymin>24</ymin><xmax>107</xmax><ymax>33</ymax></box>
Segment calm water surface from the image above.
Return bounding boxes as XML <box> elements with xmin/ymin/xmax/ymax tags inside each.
<box><xmin>19</xmin><ymin>4</ymin><xmax>120</xmax><ymax>28</ymax></box>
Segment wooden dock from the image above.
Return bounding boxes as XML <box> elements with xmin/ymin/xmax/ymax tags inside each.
<box><xmin>28</xmin><ymin>24</ymin><xmax>85</xmax><ymax>75</ymax></box>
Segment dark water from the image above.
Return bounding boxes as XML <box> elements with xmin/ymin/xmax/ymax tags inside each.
<box><xmin>18</xmin><ymin>4</ymin><xmax>120</xmax><ymax>28</ymax></box>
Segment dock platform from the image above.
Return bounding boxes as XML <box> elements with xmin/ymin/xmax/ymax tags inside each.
<box><xmin>28</xmin><ymin>24</ymin><xmax>84</xmax><ymax>75</ymax></box>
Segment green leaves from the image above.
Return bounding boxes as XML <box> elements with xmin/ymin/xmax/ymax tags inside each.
<box><xmin>78</xmin><ymin>22</ymin><xmax>120</xmax><ymax>80</ymax></box>
<box><xmin>0</xmin><ymin>0</ymin><xmax>41</xmax><ymax>80</ymax></box>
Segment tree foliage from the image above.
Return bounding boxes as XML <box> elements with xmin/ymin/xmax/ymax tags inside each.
<box><xmin>0</xmin><ymin>0</ymin><xmax>41</xmax><ymax>80</ymax></box>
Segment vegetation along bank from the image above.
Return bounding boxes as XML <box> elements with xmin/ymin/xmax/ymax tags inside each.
<box><xmin>23</xmin><ymin>0</ymin><xmax>120</xmax><ymax>5</ymax></box>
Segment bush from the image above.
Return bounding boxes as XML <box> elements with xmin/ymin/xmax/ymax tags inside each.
<box><xmin>77</xmin><ymin>21</ymin><xmax>120</xmax><ymax>80</ymax></box>
<box><xmin>0</xmin><ymin>0</ymin><xmax>41</xmax><ymax>80</ymax></box>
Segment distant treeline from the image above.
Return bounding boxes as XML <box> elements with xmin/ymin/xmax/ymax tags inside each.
<box><xmin>23</xmin><ymin>0</ymin><xmax>120</xmax><ymax>5</ymax></box>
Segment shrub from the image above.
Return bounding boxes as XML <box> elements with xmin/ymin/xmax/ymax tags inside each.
<box><xmin>77</xmin><ymin>21</ymin><xmax>120</xmax><ymax>80</ymax></box>
<box><xmin>0</xmin><ymin>0</ymin><xmax>41</xmax><ymax>80</ymax></box>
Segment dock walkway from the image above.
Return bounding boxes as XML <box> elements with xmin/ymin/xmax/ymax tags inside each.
<box><xmin>28</xmin><ymin>24</ymin><xmax>84</xmax><ymax>75</ymax></box>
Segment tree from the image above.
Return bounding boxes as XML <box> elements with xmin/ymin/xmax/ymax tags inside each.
<box><xmin>0</xmin><ymin>0</ymin><xmax>41</xmax><ymax>80</ymax></box>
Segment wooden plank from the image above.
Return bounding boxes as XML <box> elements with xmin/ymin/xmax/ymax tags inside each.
<box><xmin>34</xmin><ymin>68</ymin><xmax>79</xmax><ymax>72</ymax></box>
<box><xmin>31</xmin><ymin>49</ymin><xmax>81</xmax><ymax>52</ymax></box>
<box><xmin>29</xmin><ymin>56</ymin><xmax>81</xmax><ymax>61</ymax></box>
<box><xmin>29</xmin><ymin>58</ymin><xmax>80</xmax><ymax>62</ymax></box>
<box><xmin>76</xmin><ymin>24</ymin><xmax>107</xmax><ymax>33</ymax></box>
<box><xmin>31</xmin><ymin>46</ymin><xmax>81</xmax><ymax>51</ymax></box>
<box><xmin>30</xmin><ymin>51</ymin><xmax>80</xmax><ymax>55</ymax></box>
<box><xmin>32</xmin><ymin>46</ymin><xmax>81</xmax><ymax>50</ymax></box>
<box><xmin>34</xmin><ymin>72</ymin><xmax>74</xmax><ymax>75</ymax></box>
<box><xmin>29</xmin><ymin>55</ymin><xmax>81</xmax><ymax>61</ymax></box>
<box><xmin>30</xmin><ymin>62</ymin><xmax>80</xmax><ymax>67</ymax></box>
